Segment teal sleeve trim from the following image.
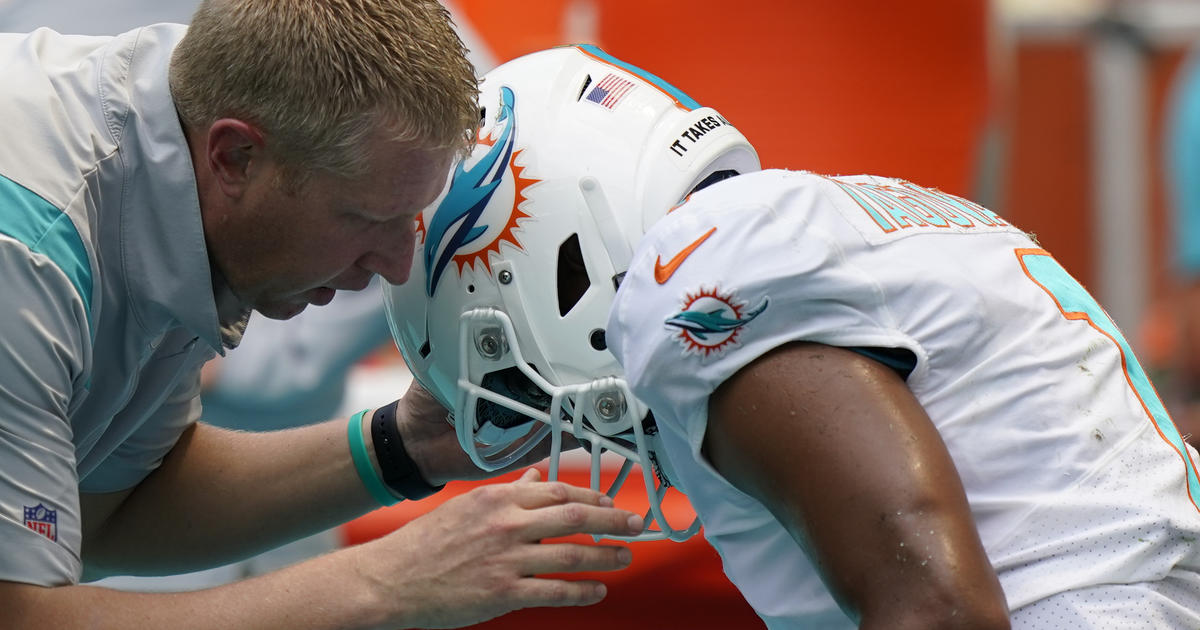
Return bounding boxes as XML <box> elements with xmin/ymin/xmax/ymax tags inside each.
<box><xmin>575</xmin><ymin>44</ymin><xmax>701</xmax><ymax>111</ymax></box>
<box><xmin>347</xmin><ymin>409</ymin><xmax>400</xmax><ymax>507</ymax></box>
<box><xmin>1020</xmin><ymin>251</ymin><xmax>1200</xmax><ymax>510</ymax></box>
<box><xmin>0</xmin><ymin>173</ymin><xmax>93</xmax><ymax>334</ymax></box>
<box><xmin>851</xmin><ymin>346</ymin><xmax>917</xmax><ymax>380</ymax></box>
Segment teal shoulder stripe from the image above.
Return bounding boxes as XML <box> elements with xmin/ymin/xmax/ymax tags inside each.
<box><xmin>0</xmin><ymin>173</ymin><xmax>94</xmax><ymax>333</ymax></box>
<box><xmin>575</xmin><ymin>44</ymin><xmax>701</xmax><ymax>111</ymax></box>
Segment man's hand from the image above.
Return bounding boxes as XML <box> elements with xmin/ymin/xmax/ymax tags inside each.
<box><xmin>358</xmin><ymin>468</ymin><xmax>642</xmax><ymax>628</ymax></box>
<box><xmin>394</xmin><ymin>379</ymin><xmax>569</xmax><ymax>485</ymax></box>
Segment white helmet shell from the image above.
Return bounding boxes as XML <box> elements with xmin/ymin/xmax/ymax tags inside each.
<box><xmin>384</xmin><ymin>45</ymin><xmax>759</xmax><ymax>540</ymax></box>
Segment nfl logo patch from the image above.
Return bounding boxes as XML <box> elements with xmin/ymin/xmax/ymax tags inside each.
<box><xmin>584</xmin><ymin>73</ymin><xmax>635</xmax><ymax>110</ymax></box>
<box><xmin>25</xmin><ymin>503</ymin><xmax>57</xmax><ymax>542</ymax></box>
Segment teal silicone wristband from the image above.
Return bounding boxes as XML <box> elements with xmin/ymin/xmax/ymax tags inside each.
<box><xmin>347</xmin><ymin>409</ymin><xmax>400</xmax><ymax>506</ymax></box>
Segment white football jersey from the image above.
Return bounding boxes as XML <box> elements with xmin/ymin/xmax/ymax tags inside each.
<box><xmin>608</xmin><ymin>169</ymin><xmax>1200</xmax><ymax>628</ymax></box>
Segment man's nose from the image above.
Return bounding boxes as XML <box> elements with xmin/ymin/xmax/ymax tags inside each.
<box><xmin>360</xmin><ymin>229</ymin><xmax>416</xmax><ymax>285</ymax></box>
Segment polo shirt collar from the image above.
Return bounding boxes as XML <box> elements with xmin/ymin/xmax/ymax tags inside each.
<box><xmin>116</xmin><ymin>25</ymin><xmax>228</xmax><ymax>352</ymax></box>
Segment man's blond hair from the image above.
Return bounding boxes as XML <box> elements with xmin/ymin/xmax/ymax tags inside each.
<box><xmin>170</xmin><ymin>0</ymin><xmax>479</xmax><ymax>181</ymax></box>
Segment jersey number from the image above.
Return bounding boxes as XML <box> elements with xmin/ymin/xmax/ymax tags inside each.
<box><xmin>1017</xmin><ymin>248</ymin><xmax>1200</xmax><ymax>510</ymax></box>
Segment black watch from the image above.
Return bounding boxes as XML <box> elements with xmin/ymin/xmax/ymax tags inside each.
<box><xmin>370</xmin><ymin>400</ymin><xmax>445</xmax><ymax>500</ymax></box>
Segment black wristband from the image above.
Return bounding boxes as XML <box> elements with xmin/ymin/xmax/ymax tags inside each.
<box><xmin>371</xmin><ymin>400</ymin><xmax>445</xmax><ymax>500</ymax></box>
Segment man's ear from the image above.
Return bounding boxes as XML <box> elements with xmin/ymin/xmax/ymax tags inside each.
<box><xmin>206</xmin><ymin>118</ymin><xmax>266</xmax><ymax>198</ymax></box>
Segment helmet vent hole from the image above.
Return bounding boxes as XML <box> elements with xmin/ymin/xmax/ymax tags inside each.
<box><xmin>557</xmin><ymin>233</ymin><xmax>591</xmax><ymax>317</ymax></box>
<box><xmin>418</xmin><ymin>340</ymin><xmax>431</xmax><ymax>359</ymax></box>
<box><xmin>589</xmin><ymin>328</ymin><xmax>607</xmax><ymax>351</ymax></box>
<box><xmin>577</xmin><ymin>74</ymin><xmax>593</xmax><ymax>101</ymax></box>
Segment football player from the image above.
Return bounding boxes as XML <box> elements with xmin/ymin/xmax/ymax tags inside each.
<box><xmin>386</xmin><ymin>46</ymin><xmax>1200</xmax><ymax>628</ymax></box>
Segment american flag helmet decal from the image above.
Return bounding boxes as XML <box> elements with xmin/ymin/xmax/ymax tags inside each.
<box><xmin>584</xmin><ymin>72</ymin><xmax>636</xmax><ymax>110</ymax></box>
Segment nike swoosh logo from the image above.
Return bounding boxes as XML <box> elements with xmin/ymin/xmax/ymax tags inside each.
<box><xmin>654</xmin><ymin>227</ymin><xmax>717</xmax><ymax>284</ymax></box>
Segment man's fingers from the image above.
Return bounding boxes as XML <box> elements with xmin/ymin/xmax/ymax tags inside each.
<box><xmin>517</xmin><ymin>468</ymin><xmax>541</xmax><ymax>483</ymax></box>
<box><xmin>515</xmin><ymin>542</ymin><xmax>633</xmax><ymax>576</ymax></box>
<box><xmin>521</xmin><ymin>501</ymin><xmax>644</xmax><ymax>540</ymax></box>
<box><xmin>496</xmin><ymin>473</ymin><xmax>642</xmax><ymax>538</ymax></box>
<box><xmin>511</xmin><ymin>474</ymin><xmax>615</xmax><ymax>509</ymax></box>
<box><xmin>508</xmin><ymin>578</ymin><xmax>609</xmax><ymax>609</ymax></box>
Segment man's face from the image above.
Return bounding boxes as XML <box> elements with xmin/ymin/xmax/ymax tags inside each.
<box><xmin>209</xmin><ymin>131</ymin><xmax>455</xmax><ymax>320</ymax></box>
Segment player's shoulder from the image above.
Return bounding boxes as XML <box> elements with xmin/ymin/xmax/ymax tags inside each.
<box><xmin>638</xmin><ymin>169</ymin><xmax>861</xmax><ymax>260</ymax></box>
<box><xmin>647</xmin><ymin>169</ymin><xmax>804</xmax><ymax>234</ymax></box>
<box><xmin>658</xmin><ymin>169</ymin><xmax>896</xmax><ymax>225</ymax></box>
<box><xmin>677</xmin><ymin>168</ymin><xmax>828</xmax><ymax>207</ymax></box>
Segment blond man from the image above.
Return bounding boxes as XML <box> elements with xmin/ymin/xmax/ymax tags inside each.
<box><xmin>0</xmin><ymin>1</ymin><xmax>641</xmax><ymax>628</ymax></box>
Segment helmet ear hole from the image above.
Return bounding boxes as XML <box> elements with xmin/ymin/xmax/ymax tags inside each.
<box><xmin>557</xmin><ymin>233</ymin><xmax>591</xmax><ymax>316</ymax></box>
<box><xmin>589</xmin><ymin>328</ymin><xmax>607</xmax><ymax>351</ymax></box>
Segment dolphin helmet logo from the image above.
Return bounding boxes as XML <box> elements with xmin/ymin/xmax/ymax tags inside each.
<box><xmin>420</xmin><ymin>86</ymin><xmax>537</xmax><ymax>296</ymax></box>
<box><xmin>665</xmin><ymin>286</ymin><xmax>769</xmax><ymax>357</ymax></box>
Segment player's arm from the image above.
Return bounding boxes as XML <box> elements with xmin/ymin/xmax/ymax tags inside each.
<box><xmin>704</xmin><ymin>341</ymin><xmax>1010</xmax><ymax>630</ymax></box>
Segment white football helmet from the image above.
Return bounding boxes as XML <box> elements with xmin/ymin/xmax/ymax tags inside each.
<box><xmin>383</xmin><ymin>45</ymin><xmax>759</xmax><ymax>541</ymax></box>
